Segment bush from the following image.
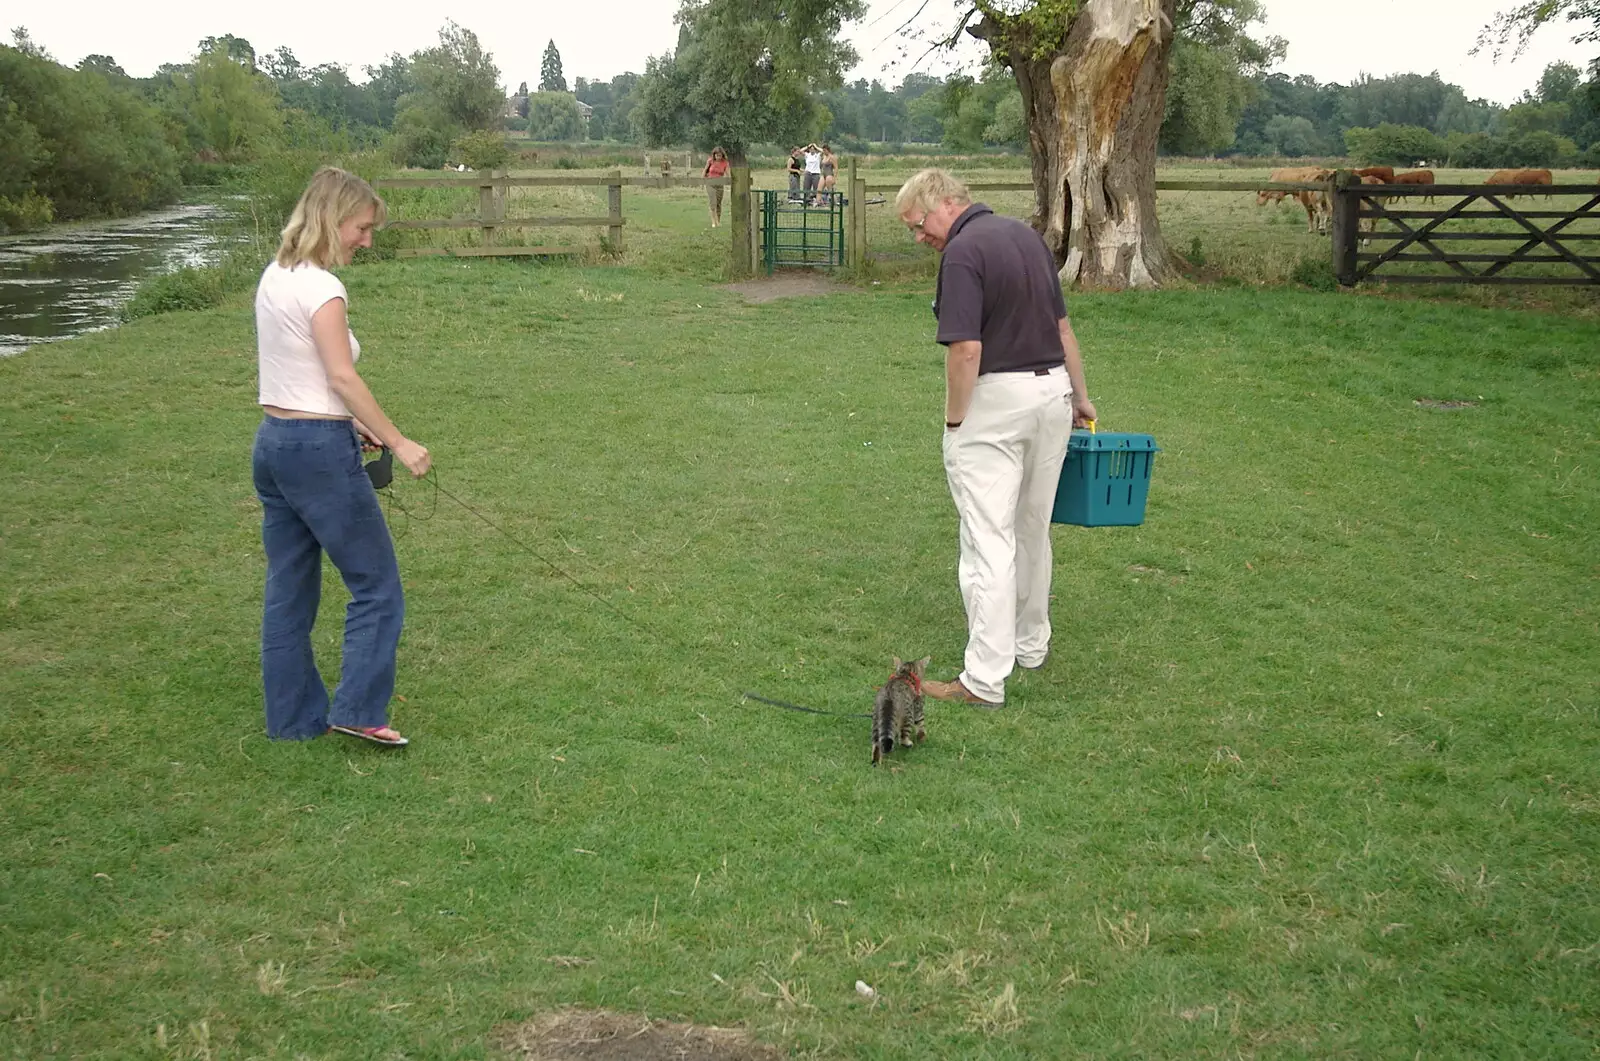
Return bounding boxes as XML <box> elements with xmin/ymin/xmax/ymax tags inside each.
<box><xmin>1344</xmin><ymin>123</ymin><xmax>1445</xmax><ymax>166</ymax></box>
<box><xmin>0</xmin><ymin>191</ymin><xmax>55</xmax><ymax>235</ymax></box>
<box><xmin>119</xmin><ymin>265</ymin><xmax>226</xmax><ymax>320</ymax></box>
<box><xmin>1289</xmin><ymin>254</ymin><xmax>1337</xmax><ymax>291</ymax></box>
<box><xmin>452</xmin><ymin>129</ymin><xmax>511</xmax><ymax>170</ymax></box>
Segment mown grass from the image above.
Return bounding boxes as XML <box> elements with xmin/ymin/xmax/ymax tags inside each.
<box><xmin>2</xmin><ymin>245</ymin><xmax>1597</xmax><ymax>1059</ymax></box>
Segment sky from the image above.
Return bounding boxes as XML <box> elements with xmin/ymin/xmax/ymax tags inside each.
<box><xmin>12</xmin><ymin>0</ymin><xmax>1597</xmax><ymax>106</ymax></box>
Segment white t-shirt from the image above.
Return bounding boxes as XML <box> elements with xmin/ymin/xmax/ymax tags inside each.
<box><xmin>803</xmin><ymin>150</ymin><xmax>822</xmax><ymax>174</ymax></box>
<box><xmin>255</xmin><ymin>261</ymin><xmax>360</xmax><ymax>416</ymax></box>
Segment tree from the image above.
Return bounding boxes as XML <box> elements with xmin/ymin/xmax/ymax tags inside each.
<box><xmin>170</xmin><ymin>40</ymin><xmax>284</xmax><ymax>159</ymax></box>
<box><xmin>197</xmin><ymin>34</ymin><xmax>257</xmax><ymax>71</ymax></box>
<box><xmin>1263</xmin><ymin>114</ymin><xmax>1317</xmax><ymax>155</ymax></box>
<box><xmin>1476</xmin><ymin>0</ymin><xmax>1600</xmax><ymax>62</ymax></box>
<box><xmin>1535</xmin><ymin>59</ymin><xmax>1583</xmax><ymax>102</ymax></box>
<box><xmin>527</xmin><ymin>90</ymin><xmax>582</xmax><ymax>139</ymax></box>
<box><xmin>540</xmin><ymin>41</ymin><xmax>567</xmax><ymax>92</ymax></box>
<box><xmin>964</xmin><ymin>0</ymin><xmax>1182</xmax><ymax>287</ymax></box>
<box><xmin>391</xmin><ymin>21</ymin><xmax>503</xmax><ymax>167</ymax></box>
<box><xmin>631</xmin><ymin>0</ymin><xmax>864</xmax><ymax>164</ymax></box>
<box><xmin>1160</xmin><ymin>0</ymin><xmax>1283</xmax><ymax>156</ymax></box>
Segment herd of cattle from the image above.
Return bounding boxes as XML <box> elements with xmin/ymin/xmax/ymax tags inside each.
<box><xmin>1255</xmin><ymin>165</ymin><xmax>1556</xmax><ymax>235</ymax></box>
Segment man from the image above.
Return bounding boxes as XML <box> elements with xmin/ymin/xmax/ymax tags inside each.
<box><xmin>896</xmin><ymin>168</ymin><xmax>1095</xmax><ymax>708</ymax></box>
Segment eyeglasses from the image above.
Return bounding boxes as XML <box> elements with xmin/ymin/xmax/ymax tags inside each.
<box><xmin>906</xmin><ymin>210</ymin><xmax>930</xmax><ymax>235</ymax></box>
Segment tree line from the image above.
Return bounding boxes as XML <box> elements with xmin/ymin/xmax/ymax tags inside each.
<box><xmin>4</xmin><ymin>7</ymin><xmax>1597</xmax><ymax>237</ymax></box>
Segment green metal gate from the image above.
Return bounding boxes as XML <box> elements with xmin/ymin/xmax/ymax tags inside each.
<box><xmin>759</xmin><ymin>190</ymin><xmax>845</xmax><ymax>272</ymax></box>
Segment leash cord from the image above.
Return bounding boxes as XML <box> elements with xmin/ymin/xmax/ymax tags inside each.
<box><xmin>381</xmin><ymin>464</ymin><xmax>867</xmax><ymax>722</ymax></box>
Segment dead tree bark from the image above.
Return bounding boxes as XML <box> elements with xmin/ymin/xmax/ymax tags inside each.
<box><xmin>971</xmin><ymin>0</ymin><xmax>1180</xmax><ymax>289</ymax></box>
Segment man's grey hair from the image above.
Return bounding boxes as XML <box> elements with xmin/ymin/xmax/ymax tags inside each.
<box><xmin>895</xmin><ymin>168</ymin><xmax>972</xmax><ymax>216</ymax></box>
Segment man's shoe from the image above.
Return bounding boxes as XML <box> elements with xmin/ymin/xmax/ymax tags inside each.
<box><xmin>923</xmin><ymin>678</ymin><xmax>1003</xmax><ymax>709</ymax></box>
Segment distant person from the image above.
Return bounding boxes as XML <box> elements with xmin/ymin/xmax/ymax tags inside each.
<box><xmin>703</xmin><ymin>146</ymin><xmax>730</xmax><ymax>227</ymax></box>
<box><xmin>802</xmin><ymin>142</ymin><xmax>823</xmax><ymax>202</ymax></box>
<box><xmin>252</xmin><ymin>167</ymin><xmax>431</xmax><ymax>747</ymax></box>
<box><xmin>896</xmin><ymin>168</ymin><xmax>1095</xmax><ymax>708</ymax></box>
<box><xmin>820</xmin><ymin>144</ymin><xmax>838</xmax><ymax>196</ymax></box>
<box><xmin>787</xmin><ymin>147</ymin><xmax>804</xmax><ymax>201</ymax></box>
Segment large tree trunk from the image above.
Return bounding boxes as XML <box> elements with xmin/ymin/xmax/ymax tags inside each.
<box><xmin>972</xmin><ymin>0</ymin><xmax>1179</xmax><ymax>289</ymax></box>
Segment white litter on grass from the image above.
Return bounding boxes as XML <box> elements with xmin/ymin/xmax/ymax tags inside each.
<box><xmin>855</xmin><ymin>980</ymin><xmax>876</xmax><ymax>999</ymax></box>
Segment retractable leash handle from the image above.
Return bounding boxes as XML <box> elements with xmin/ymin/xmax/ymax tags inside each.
<box><xmin>365</xmin><ymin>446</ymin><xmax>393</xmax><ymax>490</ymax></box>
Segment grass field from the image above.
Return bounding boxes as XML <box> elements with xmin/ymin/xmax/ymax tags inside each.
<box><xmin>2</xmin><ymin>173</ymin><xmax>1599</xmax><ymax>1059</ymax></box>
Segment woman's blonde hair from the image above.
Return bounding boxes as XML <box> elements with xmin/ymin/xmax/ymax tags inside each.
<box><xmin>894</xmin><ymin>168</ymin><xmax>971</xmax><ymax>216</ymax></box>
<box><xmin>275</xmin><ymin>167</ymin><xmax>387</xmax><ymax>269</ymax></box>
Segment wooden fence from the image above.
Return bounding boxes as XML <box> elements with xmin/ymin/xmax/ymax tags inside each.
<box><xmin>374</xmin><ymin>171</ymin><xmax>729</xmax><ymax>259</ymax></box>
<box><xmin>1330</xmin><ymin>177</ymin><xmax>1600</xmax><ymax>286</ymax></box>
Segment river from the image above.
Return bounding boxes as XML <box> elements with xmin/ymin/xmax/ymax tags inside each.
<box><xmin>0</xmin><ymin>202</ymin><xmax>230</xmax><ymax>357</ymax></box>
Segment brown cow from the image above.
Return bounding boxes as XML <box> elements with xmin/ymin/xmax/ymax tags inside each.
<box><xmin>1353</xmin><ymin>166</ymin><xmax>1395</xmax><ymax>181</ymax></box>
<box><xmin>1257</xmin><ymin>166</ymin><xmax>1334</xmax><ymax>233</ymax></box>
<box><xmin>1356</xmin><ymin>174</ymin><xmax>1387</xmax><ymax>243</ymax></box>
<box><xmin>1486</xmin><ymin>168</ymin><xmax>1553</xmax><ymax>199</ymax></box>
<box><xmin>1393</xmin><ymin>168</ymin><xmax>1435</xmax><ymax>203</ymax></box>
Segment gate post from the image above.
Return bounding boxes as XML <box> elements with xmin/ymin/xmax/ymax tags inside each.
<box><xmin>846</xmin><ymin>157</ymin><xmax>861</xmax><ymax>271</ymax></box>
<box><xmin>853</xmin><ymin>167</ymin><xmax>868</xmax><ymax>269</ymax></box>
<box><xmin>607</xmin><ymin>170</ymin><xmax>624</xmax><ymax>256</ymax></box>
<box><xmin>1330</xmin><ymin>170</ymin><xmax>1357</xmax><ymax>287</ymax></box>
<box><xmin>730</xmin><ymin>166</ymin><xmax>753</xmax><ymax>278</ymax></box>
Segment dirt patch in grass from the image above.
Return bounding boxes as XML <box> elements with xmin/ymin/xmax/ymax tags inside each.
<box><xmin>493</xmin><ymin>1008</ymin><xmax>786</xmax><ymax>1061</ymax></box>
<box><xmin>721</xmin><ymin>273</ymin><xmax>853</xmax><ymax>302</ymax></box>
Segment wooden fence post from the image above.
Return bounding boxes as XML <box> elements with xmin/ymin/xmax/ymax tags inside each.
<box><xmin>1330</xmin><ymin>170</ymin><xmax>1356</xmax><ymax>287</ymax></box>
<box><xmin>730</xmin><ymin>166</ymin><xmax>753</xmax><ymax>278</ymax></box>
<box><xmin>846</xmin><ymin>157</ymin><xmax>860</xmax><ymax>271</ymax></box>
<box><xmin>852</xmin><ymin>161</ymin><xmax>868</xmax><ymax>271</ymax></box>
<box><xmin>479</xmin><ymin>174</ymin><xmax>498</xmax><ymax>248</ymax></box>
<box><xmin>607</xmin><ymin>170</ymin><xmax>624</xmax><ymax>256</ymax></box>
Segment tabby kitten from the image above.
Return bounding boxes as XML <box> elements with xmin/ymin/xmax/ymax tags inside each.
<box><xmin>872</xmin><ymin>656</ymin><xmax>929</xmax><ymax>766</ymax></box>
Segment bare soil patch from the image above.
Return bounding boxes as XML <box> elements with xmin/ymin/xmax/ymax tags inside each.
<box><xmin>493</xmin><ymin>1008</ymin><xmax>785</xmax><ymax>1061</ymax></box>
<box><xmin>721</xmin><ymin>273</ymin><xmax>853</xmax><ymax>303</ymax></box>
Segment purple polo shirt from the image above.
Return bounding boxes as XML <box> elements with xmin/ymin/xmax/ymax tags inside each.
<box><xmin>933</xmin><ymin>203</ymin><xmax>1068</xmax><ymax>374</ymax></box>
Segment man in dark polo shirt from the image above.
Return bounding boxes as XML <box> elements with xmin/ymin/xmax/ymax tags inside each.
<box><xmin>896</xmin><ymin>168</ymin><xmax>1095</xmax><ymax>707</ymax></box>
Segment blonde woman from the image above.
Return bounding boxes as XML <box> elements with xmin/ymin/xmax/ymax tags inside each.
<box><xmin>252</xmin><ymin>167</ymin><xmax>430</xmax><ymax>746</ymax></box>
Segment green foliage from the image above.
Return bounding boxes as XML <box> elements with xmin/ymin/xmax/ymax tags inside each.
<box><xmin>528</xmin><ymin>91</ymin><xmax>583</xmax><ymax>141</ymax></box>
<box><xmin>391</xmin><ymin>22</ymin><xmax>503</xmax><ymax>168</ymax></box>
<box><xmin>167</xmin><ymin>42</ymin><xmax>285</xmax><ymax>160</ymax></box>
<box><xmin>452</xmin><ymin>128</ymin><xmax>511</xmax><ymax>169</ymax></box>
<box><xmin>576</xmin><ymin>72</ymin><xmax>642</xmax><ymax>143</ymax></box>
<box><xmin>1343</xmin><ymin>122</ymin><xmax>1446</xmax><ymax>164</ymax></box>
<box><xmin>0</xmin><ymin>44</ymin><xmax>182</xmax><ymax>228</ymax></box>
<box><xmin>1476</xmin><ymin>0</ymin><xmax>1600</xmax><ymax>60</ymax></box>
<box><xmin>1262</xmin><ymin>114</ymin><xmax>1318</xmax><ymax>155</ymax></box>
<box><xmin>540</xmin><ymin>40</ymin><xmax>567</xmax><ymax>93</ymax></box>
<box><xmin>632</xmin><ymin>0</ymin><xmax>865</xmax><ymax>160</ymax></box>
<box><xmin>1162</xmin><ymin>36</ymin><xmax>1254</xmax><ymax>155</ymax></box>
<box><xmin>1289</xmin><ymin>252</ymin><xmax>1336</xmax><ymax>289</ymax></box>
<box><xmin>984</xmin><ymin>90</ymin><xmax>1027</xmax><ymax>147</ymax></box>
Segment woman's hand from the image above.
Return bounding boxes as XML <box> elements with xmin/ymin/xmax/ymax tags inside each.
<box><xmin>392</xmin><ymin>438</ymin><xmax>431</xmax><ymax>478</ymax></box>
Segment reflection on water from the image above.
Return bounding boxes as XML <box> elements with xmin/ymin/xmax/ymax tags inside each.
<box><xmin>0</xmin><ymin>202</ymin><xmax>228</xmax><ymax>357</ymax></box>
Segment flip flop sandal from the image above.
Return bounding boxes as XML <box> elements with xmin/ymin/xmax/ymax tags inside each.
<box><xmin>329</xmin><ymin>724</ymin><xmax>409</xmax><ymax>747</ymax></box>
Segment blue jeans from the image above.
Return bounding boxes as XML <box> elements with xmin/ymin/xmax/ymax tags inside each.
<box><xmin>252</xmin><ymin>416</ymin><xmax>404</xmax><ymax>739</ymax></box>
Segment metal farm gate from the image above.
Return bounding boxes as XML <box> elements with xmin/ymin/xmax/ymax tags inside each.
<box><xmin>758</xmin><ymin>190</ymin><xmax>846</xmax><ymax>272</ymax></box>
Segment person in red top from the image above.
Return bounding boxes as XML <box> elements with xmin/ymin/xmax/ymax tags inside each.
<box><xmin>703</xmin><ymin>147</ymin><xmax>731</xmax><ymax>227</ymax></box>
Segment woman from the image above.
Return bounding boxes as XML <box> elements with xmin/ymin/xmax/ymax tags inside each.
<box><xmin>252</xmin><ymin>167</ymin><xmax>431</xmax><ymax>746</ymax></box>
<box><xmin>820</xmin><ymin>144</ymin><xmax>837</xmax><ymax>198</ymax></box>
<box><xmin>703</xmin><ymin>146</ymin><xmax>730</xmax><ymax>227</ymax></box>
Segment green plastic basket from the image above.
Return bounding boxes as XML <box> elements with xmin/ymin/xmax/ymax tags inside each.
<box><xmin>1051</xmin><ymin>425</ymin><xmax>1159</xmax><ymax>527</ymax></box>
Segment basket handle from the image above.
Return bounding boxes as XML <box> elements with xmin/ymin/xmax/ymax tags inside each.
<box><xmin>1081</xmin><ymin>418</ymin><xmax>1097</xmax><ymax>434</ymax></box>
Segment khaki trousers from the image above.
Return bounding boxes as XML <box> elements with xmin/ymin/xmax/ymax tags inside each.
<box><xmin>941</xmin><ymin>365</ymin><xmax>1072</xmax><ymax>703</ymax></box>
